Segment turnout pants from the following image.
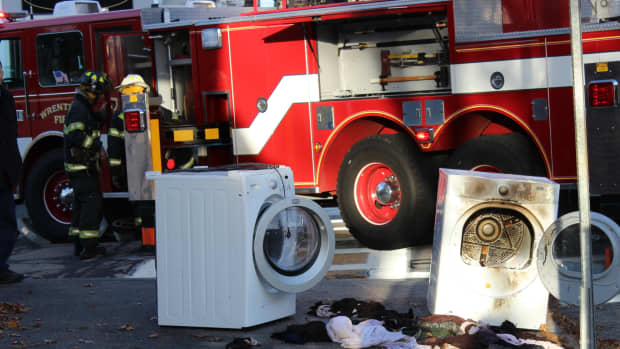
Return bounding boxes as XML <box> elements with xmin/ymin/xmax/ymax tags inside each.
<box><xmin>68</xmin><ymin>174</ymin><xmax>102</xmax><ymax>244</ymax></box>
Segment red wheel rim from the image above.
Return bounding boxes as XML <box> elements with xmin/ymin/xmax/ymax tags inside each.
<box><xmin>43</xmin><ymin>170</ymin><xmax>72</xmax><ymax>224</ymax></box>
<box><xmin>354</xmin><ymin>162</ymin><xmax>401</xmax><ymax>225</ymax></box>
<box><xmin>471</xmin><ymin>164</ymin><xmax>503</xmax><ymax>173</ymax></box>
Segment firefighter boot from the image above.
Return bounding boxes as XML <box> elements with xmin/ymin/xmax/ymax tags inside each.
<box><xmin>79</xmin><ymin>238</ymin><xmax>106</xmax><ymax>260</ymax></box>
<box><xmin>72</xmin><ymin>236</ymin><xmax>83</xmax><ymax>257</ymax></box>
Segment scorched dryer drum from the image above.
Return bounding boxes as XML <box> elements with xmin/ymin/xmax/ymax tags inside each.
<box><xmin>150</xmin><ymin>165</ymin><xmax>334</xmax><ymax>329</ymax></box>
<box><xmin>427</xmin><ymin>168</ymin><xmax>560</xmax><ymax>330</ymax></box>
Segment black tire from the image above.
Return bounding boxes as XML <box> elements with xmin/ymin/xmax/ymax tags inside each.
<box><xmin>25</xmin><ymin>149</ymin><xmax>71</xmax><ymax>242</ymax></box>
<box><xmin>337</xmin><ymin>134</ymin><xmax>434</xmax><ymax>250</ymax></box>
<box><xmin>446</xmin><ymin>133</ymin><xmax>546</xmax><ymax>176</ymax></box>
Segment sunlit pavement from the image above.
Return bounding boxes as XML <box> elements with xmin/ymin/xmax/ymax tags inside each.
<box><xmin>11</xmin><ymin>205</ymin><xmax>433</xmax><ymax>281</ymax></box>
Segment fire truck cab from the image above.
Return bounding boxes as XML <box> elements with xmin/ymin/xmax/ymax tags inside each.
<box><xmin>0</xmin><ymin>1</ymin><xmax>151</xmax><ymax>241</ymax></box>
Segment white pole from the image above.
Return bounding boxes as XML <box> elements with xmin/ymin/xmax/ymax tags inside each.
<box><xmin>568</xmin><ymin>0</ymin><xmax>595</xmax><ymax>348</ymax></box>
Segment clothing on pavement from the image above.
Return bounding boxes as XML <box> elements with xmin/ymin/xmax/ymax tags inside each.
<box><xmin>326</xmin><ymin>315</ymin><xmax>419</xmax><ymax>349</ymax></box>
<box><xmin>271</xmin><ymin>320</ymin><xmax>332</xmax><ymax>344</ymax></box>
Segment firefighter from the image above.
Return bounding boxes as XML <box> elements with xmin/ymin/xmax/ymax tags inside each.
<box><xmin>64</xmin><ymin>70</ymin><xmax>111</xmax><ymax>260</ymax></box>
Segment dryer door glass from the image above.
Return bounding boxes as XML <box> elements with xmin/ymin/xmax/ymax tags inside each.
<box><xmin>537</xmin><ymin>211</ymin><xmax>620</xmax><ymax>305</ymax></box>
<box><xmin>254</xmin><ymin>197</ymin><xmax>335</xmax><ymax>293</ymax></box>
<box><xmin>263</xmin><ymin>207</ymin><xmax>321</xmax><ymax>275</ymax></box>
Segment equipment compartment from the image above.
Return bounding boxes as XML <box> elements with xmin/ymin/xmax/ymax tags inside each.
<box><xmin>316</xmin><ymin>10</ymin><xmax>449</xmax><ymax>99</ymax></box>
<box><xmin>152</xmin><ymin>30</ymin><xmax>195</xmax><ymax>123</ymax></box>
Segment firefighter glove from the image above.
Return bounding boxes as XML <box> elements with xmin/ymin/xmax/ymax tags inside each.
<box><xmin>70</xmin><ymin>147</ymin><xmax>90</xmax><ymax>163</ymax></box>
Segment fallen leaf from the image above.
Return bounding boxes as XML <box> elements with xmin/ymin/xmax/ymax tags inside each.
<box><xmin>119</xmin><ymin>324</ymin><xmax>135</xmax><ymax>331</ymax></box>
<box><xmin>148</xmin><ymin>333</ymin><xmax>159</xmax><ymax>339</ymax></box>
<box><xmin>44</xmin><ymin>339</ymin><xmax>57</xmax><ymax>344</ymax></box>
<box><xmin>7</xmin><ymin>320</ymin><xmax>19</xmax><ymax>329</ymax></box>
<box><xmin>0</xmin><ymin>303</ymin><xmax>30</xmax><ymax>314</ymax></box>
<box><xmin>192</xmin><ymin>333</ymin><xmax>222</xmax><ymax>342</ymax></box>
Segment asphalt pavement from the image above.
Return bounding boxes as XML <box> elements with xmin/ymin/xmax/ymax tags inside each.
<box><xmin>2</xmin><ymin>205</ymin><xmax>619</xmax><ymax>348</ymax></box>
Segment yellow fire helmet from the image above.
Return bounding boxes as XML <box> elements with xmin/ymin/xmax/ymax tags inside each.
<box><xmin>116</xmin><ymin>74</ymin><xmax>150</xmax><ymax>94</ymax></box>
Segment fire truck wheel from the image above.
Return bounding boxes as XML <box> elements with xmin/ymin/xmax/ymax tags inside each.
<box><xmin>446</xmin><ymin>133</ymin><xmax>546</xmax><ymax>176</ymax></box>
<box><xmin>337</xmin><ymin>133</ymin><xmax>435</xmax><ymax>250</ymax></box>
<box><xmin>24</xmin><ymin>149</ymin><xmax>72</xmax><ymax>242</ymax></box>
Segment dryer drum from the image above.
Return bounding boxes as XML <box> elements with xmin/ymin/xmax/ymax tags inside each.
<box><xmin>461</xmin><ymin>208</ymin><xmax>533</xmax><ymax>268</ymax></box>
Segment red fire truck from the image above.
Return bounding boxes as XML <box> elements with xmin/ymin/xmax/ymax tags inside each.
<box><xmin>6</xmin><ymin>0</ymin><xmax>620</xmax><ymax>251</ymax></box>
<box><xmin>138</xmin><ymin>0</ymin><xmax>620</xmax><ymax>250</ymax></box>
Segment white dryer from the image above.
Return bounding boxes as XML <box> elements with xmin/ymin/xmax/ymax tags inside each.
<box><xmin>150</xmin><ymin>165</ymin><xmax>335</xmax><ymax>329</ymax></box>
<box><xmin>427</xmin><ymin>168</ymin><xmax>559</xmax><ymax>330</ymax></box>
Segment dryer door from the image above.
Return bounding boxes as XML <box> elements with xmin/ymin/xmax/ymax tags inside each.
<box><xmin>253</xmin><ymin>197</ymin><xmax>335</xmax><ymax>293</ymax></box>
<box><xmin>537</xmin><ymin>211</ymin><xmax>620</xmax><ymax>305</ymax></box>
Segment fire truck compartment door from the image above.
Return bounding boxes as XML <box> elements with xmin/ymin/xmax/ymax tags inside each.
<box><xmin>253</xmin><ymin>197</ymin><xmax>334</xmax><ymax>293</ymax></box>
<box><xmin>537</xmin><ymin>211</ymin><xmax>620</xmax><ymax>305</ymax></box>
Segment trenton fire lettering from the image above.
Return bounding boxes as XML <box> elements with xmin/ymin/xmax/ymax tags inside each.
<box><xmin>39</xmin><ymin>103</ymin><xmax>71</xmax><ymax>120</ymax></box>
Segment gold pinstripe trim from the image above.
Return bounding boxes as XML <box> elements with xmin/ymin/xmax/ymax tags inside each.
<box><xmin>222</xmin><ymin>26</ymin><xmax>263</xmax><ymax>32</ymax></box>
<box><xmin>222</xmin><ymin>24</ymin><xmax>292</xmax><ymax>32</ymax></box>
<box><xmin>584</xmin><ymin>35</ymin><xmax>620</xmax><ymax>42</ymax></box>
<box><xmin>547</xmin><ymin>40</ymin><xmax>570</xmax><ymax>46</ymax></box>
<box><xmin>456</xmin><ymin>41</ymin><xmax>545</xmax><ymax>53</ymax></box>
<box><xmin>552</xmin><ymin>176</ymin><xmax>578</xmax><ymax>181</ymax></box>
<box><xmin>420</xmin><ymin>104</ymin><xmax>551</xmax><ymax>176</ymax></box>
<box><xmin>456</xmin><ymin>35</ymin><xmax>620</xmax><ymax>53</ymax></box>
<box><xmin>315</xmin><ymin>110</ymin><xmax>414</xmax><ymax>188</ymax></box>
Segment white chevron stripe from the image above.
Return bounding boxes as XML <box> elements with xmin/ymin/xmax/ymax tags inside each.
<box><xmin>232</xmin><ymin>74</ymin><xmax>320</xmax><ymax>155</ymax></box>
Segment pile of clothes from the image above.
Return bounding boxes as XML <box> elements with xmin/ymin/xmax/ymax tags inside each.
<box><xmin>270</xmin><ymin>298</ymin><xmax>566</xmax><ymax>349</ymax></box>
